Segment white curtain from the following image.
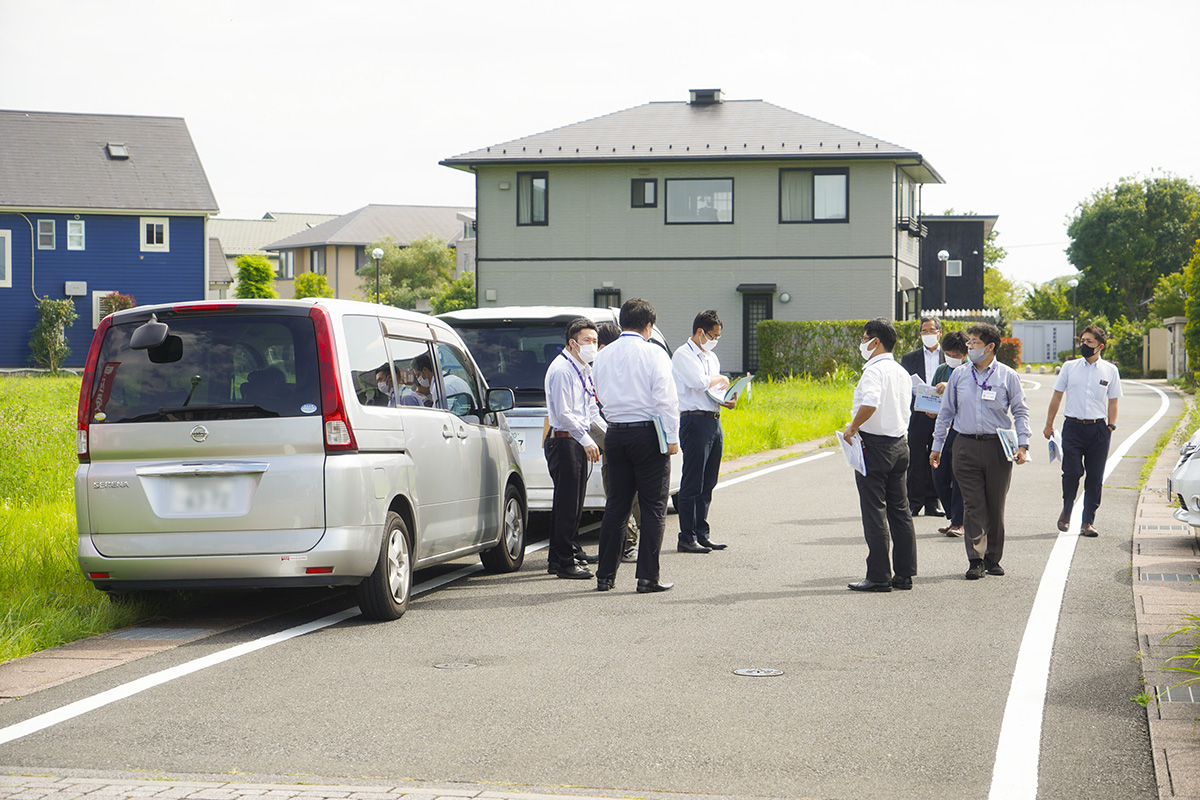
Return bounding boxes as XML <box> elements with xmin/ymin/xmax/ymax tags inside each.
<box><xmin>781</xmin><ymin>170</ymin><xmax>813</xmax><ymax>221</ymax></box>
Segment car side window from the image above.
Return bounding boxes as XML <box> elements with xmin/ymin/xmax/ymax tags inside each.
<box><xmin>384</xmin><ymin>337</ymin><xmax>438</xmax><ymax>409</ymax></box>
<box><xmin>435</xmin><ymin>342</ymin><xmax>483</xmax><ymax>420</ymax></box>
<box><xmin>341</xmin><ymin>315</ymin><xmax>393</xmax><ymax>407</ymax></box>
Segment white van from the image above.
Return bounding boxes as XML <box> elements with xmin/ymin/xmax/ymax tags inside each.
<box><xmin>436</xmin><ymin>306</ymin><xmax>682</xmax><ymax>512</ymax></box>
<box><xmin>74</xmin><ymin>299</ymin><xmax>526</xmax><ymax>620</ymax></box>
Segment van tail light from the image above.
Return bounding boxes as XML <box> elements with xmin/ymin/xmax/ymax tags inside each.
<box><xmin>309</xmin><ymin>306</ymin><xmax>358</xmax><ymax>453</ymax></box>
<box><xmin>76</xmin><ymin>316</ymin><xmax>113</xmax><ymax>463</ymax></box>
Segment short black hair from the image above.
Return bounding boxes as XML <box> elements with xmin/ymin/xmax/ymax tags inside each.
<box><xmin>596</xmin><ymin>322</ymin><xmax>621</xmax><ymax>347</ymax></box>
<box><xmin>565</xmin><ymin>316</ymin><xmax>597</xmax><ymax>344</ymax></box>
<box><xmin>920</xmin><ymin>316</ymin><xmax>942</xmax><ymax>331</ymax></box>
<box><xmin>692</xmin><ymin>309</ymin><xmax>722</xmax><ymax>335</ymax></box>
<box><xmin>412</xmin><ymin>352</ymin><xmax>434</xmax><ymax>373</ymax></box>
<box><xmin>940</xmin><ymin>330</ymin><xmax>968</xmax><ymax>355</ymax></box>
<box><xmin>619</xmin><ymin>297</ymin><xmax>657</xmax><ymax>332</ymax></box>
<box><xmin>1081</xmin><ymin>324</ymin><xmax>1107</xmax><ymax>347</ymax></box>
<box><xmin>863</xmin><ymin>318</ymin><xmax>897</xmax><ymax>352</ymax></box>
<box><xmin>966</xmin><ymin>322</ymin><xmax>1002</xmax><ymax>352</ymax></box>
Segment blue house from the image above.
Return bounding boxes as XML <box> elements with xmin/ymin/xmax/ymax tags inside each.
<box><xmin>0</xmin><ymin>110</ymin><xmax>219</xmax><ymax>368</ymax></box>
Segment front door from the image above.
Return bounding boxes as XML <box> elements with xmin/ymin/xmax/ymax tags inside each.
<box><xmin>742</xmin><ymin>293</ymin><xmax>773</xmax><ymax>373</ymax></box>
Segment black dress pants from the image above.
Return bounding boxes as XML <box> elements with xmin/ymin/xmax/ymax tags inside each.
<box><xmin>546</xmin><ymin>436</ymin><xmax>588</xmax><ymax>570</ymax></box>
<box><xmin>855</xmin><ymin>432</ymin><xmax>918</xmax><ymax>583</ymax></box>
<box><xmin>596</xmin><ymin>425</ymin><xmax>670</xmax><ymax>583</ymax></box>
<box><xmin>677</xmin><ymin>414</ymin><xmax>722</xmax><ymax>544</ymax></box>
<box><xmin>907</xmin><ymin>412</ymin><xmax>940</xmax><ymax>513</ymax></box>
<box><xmin>1061</xmin><ymin>419</ymin><xmax>1111</xmax><ymax>525</ymax></box>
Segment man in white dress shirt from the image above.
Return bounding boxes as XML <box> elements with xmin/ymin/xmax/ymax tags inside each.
<box><xmin>592</xmin><ymin>298</ymin><xmax>680</xmax><ymax>593</ymax></box>
<box><xmin>843</xmin><ymin>318</ymin><xmax>918</xmax><ymax>592</ymax></box>
<box><xmin>1043</xmin><ymin>324</ymin><xmax>1122</xmax><ymax>537</ymax></box>
<box><xmin>543</xmin><ymin>317</ymin><xmax>605</xmax><ymax>579</ymax></box>
<box><xmin>672</xmin><ymin>309</ymin><xmax>737</xmax><ymax>553</ymax></box>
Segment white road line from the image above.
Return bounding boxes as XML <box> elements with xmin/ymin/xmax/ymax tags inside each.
<box><xmin>715</xmin><ymin>451</ymin><xmax>835</xmax><ymax>491</ymax></box>
<box><xmin>988</xmin><ymin>381</ymin><xmax>1171</xmax><ymax>799</ymax></box>
<box><xmin>0</xmin><ymin>452</ymin><xmax>828</xmax><ymax>746</ymax></box>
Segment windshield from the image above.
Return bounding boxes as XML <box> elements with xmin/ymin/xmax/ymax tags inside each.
<box><xmin>451</xmin><ymin>323</ymin><xmax>567</xmax><ymax>407</ymax></box>
<box><xmin>86</xmin><ymin>314</ymin><xmax>321</xmax><ymax>423</ymax></box>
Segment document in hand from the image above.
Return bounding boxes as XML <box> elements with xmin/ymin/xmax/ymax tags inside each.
<box><xmin>651</xmin><ymin>415</ymin><xmax>668</xmax><ymax>454</ymax></box>
<box><xmin>836</xmin><ymin>430</ymin><xmax>867</xmax><ymax>476</ymax></box>
<box><xmin>913</xmin><ymin>384</ymin><xmax>942</xmax><ymax>414</ymax></box>
<box><xmin>997</xmin><ymin>427</ymin><xmax>1024</xmax><ymax>462</ymax></box>
<box><xmin>1048</xmin><ymin>430</ymin><xmax>1063</xmax><ymax>463</ymax></box>
<box><xmin>707</xmin><ymin>374</ymin><xmax>754</xmax><ymax>407</ymax></box>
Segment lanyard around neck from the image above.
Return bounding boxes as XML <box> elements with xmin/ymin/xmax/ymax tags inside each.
<box><xmin>560</xmin><ymin>351</ymin><xmax>596</xmax><ymax>399</ymax></box>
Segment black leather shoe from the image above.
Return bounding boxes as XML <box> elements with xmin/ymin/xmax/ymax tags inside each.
<box><xmin>575</xmin><ymin>551</ymin><xmax>600</xmax><ymax>564</ymax></box>
<box><xmin>890</xmin><ymin>576</ymin><xmax>913</xmax><ymax>590</ymax></box>
<box><xmin>547</xmin><ymin>562</ymin><xmax>559</xmax><ymax>575</ymax></box>
<box><xmin>595</xmin><ymin>576</ymin><xmax>615</xmax><ymax>592</ymax></box>
<box><xmin>965</xmin><ymin>563</ymin><xmax>986</xmax><ymax>580</ymax></box>
<box><xmin>677</xmin><ymin>541</ymin><xmax>711</xmax><ymax>553</ymax></box>
<box><xmin>847</xmin><ymin>579</ymin><xmax>892</xmax><ymax>592</ymax></box>
<box><xmin>924</xmin><ymin>505</ymin><xmax>943</xmax><ymax>518</ymax></box>
<box><xmin>1057</xmin><ymin>512</ymin><xmax>1070</xmax><ymax>533</ymax></box>
<box><xmin>636</xmin><ymin>578</ymin><xmax>673</xmax><ymax>593</ymax></box>
<box><xmin>557</xmin><ymin>564</ymin><xmax>593</xmax><ymax>579</ymax></box>
<box><xmin>984</xmin><ymin>562</ymin><xmax>1005</xmax><ymax>576</ymax></box>
<box><xmin>697</xmin><ymin>538</ymin><xmax>727</xmax><ymax>550</ymax></box>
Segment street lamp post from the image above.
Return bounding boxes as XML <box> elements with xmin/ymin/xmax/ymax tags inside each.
<box><xmin>937</xmin><ymin>250</ymin><xmax>950</xmax><ymax>321</ymax></box>
<box><xmin>1068</xmin><ymin>278</ymin><xmax>1079</xmax><ymax>359</ymax></box>
<box><xmin>372</xmin><ymin>247</ymin><xmax>384</xmax><ymax>303</ymax></box>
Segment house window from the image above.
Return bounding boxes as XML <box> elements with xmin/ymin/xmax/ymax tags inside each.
<box><xmin>665</xmin><ymin>178</ymin><xmax>733</xmax><ymax>224</ymax></box>
<box><xmin>140</xmin><ymin>217</ymin><xmax>169</xmax><ymax>252</ymax></box>
<box><xmin>92</xmin><ymin>291</ymin><xmax>118</xmax><ymax>329</ymax></box>
<box><xmin>37</xmin><ymin>220</ymin><xmax>55</xmax><ymax>249</ymax></box>
<box><xmin>279</xmin><ymin>251</ymin><xmax>294</xmax><ymax>279</ymax></box>
<box><xmin>310</xmin><ymin>249</ymin><xmax>325</xmax><ymax>275</ymax></box>
<box><xmin>779</xmin><ymin>169</ymin><xmax>849</xmax><ymax>222</ymax></box>
<box><xmin>631</xmin><ymin>179</ymin><xmax>657</xmax><ymax>208</ymax></box>
<box><xmin>594</xmin><ymin>287</ymin><xmax>621</xmax><ymax>308</ymax></box>
<box><xmin>947</xmin><ymin>259</ymin><xmax>963</xmax><ymax>277</ymax></box>
<box><xmin>0</xmin><ymin>229</ymin><xmax>11</xmax><ymax>288</ymax></box>
<box><xmin>517</xmin><ymin>172</ymin><xmax>548</xmax><ymax>225</ymax></box>
<box><xmin>67</xmin><ymin>220</ymin><xmax>85</xmax><ymax>250</ymax></box>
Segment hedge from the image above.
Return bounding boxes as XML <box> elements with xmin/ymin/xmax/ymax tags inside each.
<box><xmin>757</xmin><ymin>319</ymin><xmax>970</xmax><ymax>378</ymax></box>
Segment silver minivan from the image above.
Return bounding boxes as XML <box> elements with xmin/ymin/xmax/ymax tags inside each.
<box><xmin>437</xmin><ymin>306</ymin><xmax>682</xmax><ymax>512</ymax></box>
<box><xmin>74</xmin><ymin>298</ymin><xmax>527</xmax><ymax>620</ymax></box>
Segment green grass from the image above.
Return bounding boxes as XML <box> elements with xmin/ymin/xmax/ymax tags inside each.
<box><xmin>0</xmin><ymin>376</ymin><xmax>151</xmax><ymax>664</ymax></box>
<box><xmin>721</xmin><ymin>372</ymin><xmax>855</xmax><ymax>459</ymax></box>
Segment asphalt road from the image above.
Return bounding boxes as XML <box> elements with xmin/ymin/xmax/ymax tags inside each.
<box><xmin>0</xmin><ymin>374</ymin><xmax>1176</xmax><ymax>800</ymax></box>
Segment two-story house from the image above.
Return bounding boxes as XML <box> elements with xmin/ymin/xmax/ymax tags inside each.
<box><xmin>440</xmin><ymin>89</ymin><xmax>943</xmax><ymax>372</ymax></box>
<box><xmin>0</xmin><ymin>110</ymin><xmax>219</xmax><ymax>368</ymax></box>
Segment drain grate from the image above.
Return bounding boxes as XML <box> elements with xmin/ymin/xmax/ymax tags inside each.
<box><xmin>733</xmin><ymin>668</ymin><xmax>784</xmax><ymax>677</ymax></box>
<box><xmin>1140</xmin><ymin>573</ymin><xmax>1199</xmax><ymax>582</ymax></box>
<box><xmin>104</xmin><ymin>627</ymin><xmax>212</xmax><ymax>640</ymax></box>
<box><xmin>1140</xmin><ymin>525</ymin><xmax>1191</xmax><ymax>531</ymax></box>
<box><xmin>1158</xmin><ymin>685</ymin><xmax>1200</xmax><ymax>703</ymax></box>
<box><xmin>433</xmin><ymin>662</ymin><xmax>477</xmax><ymax>670</ymax></box>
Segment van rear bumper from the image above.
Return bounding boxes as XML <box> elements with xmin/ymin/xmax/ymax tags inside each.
<box><xmin>77</xmin><ymin>525</ymin><xmax>381</xmax><ymax>586</ymax></box>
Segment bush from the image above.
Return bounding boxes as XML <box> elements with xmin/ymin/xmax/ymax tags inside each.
<box><xmin>1106</xmin><ymin>315</ymin><xmax>1151</xmax><ymax>376</ymax></box>
<box><xmin>105</xmin><ymin>292</ymin><xmax>137</xmax><ymax>313</ymax></box>
<box><xmin>997</xmin><ymin>337</ymin><xmax>1022</xmax><ymax>369</ymax></box>
<box><xmin>429</xmin><ymin>273</ymin><xmax>475</xmax><ymax>315</ymax></box>
<box><xmin>28</xmin><ymin>297</ymin><xmax>79</xmax><ymax>373</ymax></box>
<box><xmin>234</xmin><ymin>254</ymin><xmax>278</xmax><ymax>299</ymax></box>
<box><xmin>756</xmin><ymin>319</ymin><xmax>968</xmax><ymax>378</ymax></box>
<box><xmin>293</xmin><ymin>272</ymin><xmax>333</xmax><ymax>299</ymax></box>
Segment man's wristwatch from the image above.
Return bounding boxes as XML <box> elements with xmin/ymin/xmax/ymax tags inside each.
<box><xmin>1107</xmin><ymin>424</ymin><xmax>1116</xmax><ymax>431</ymax></box>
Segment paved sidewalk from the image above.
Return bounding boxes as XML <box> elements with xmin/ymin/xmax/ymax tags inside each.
<box><xmin>1134</xmin><ymin>418</ymin><xmax>1200</xmax><ymax>800</ymax></box>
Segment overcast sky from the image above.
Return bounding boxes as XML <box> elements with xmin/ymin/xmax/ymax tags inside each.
<box><xmin>2</xmin><ymin>0</ymin><xmax>1196</xmax><ymax>289</ymax></box>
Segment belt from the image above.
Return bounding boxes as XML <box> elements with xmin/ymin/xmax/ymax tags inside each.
<box><xmin>681</xmin><ymin>410</ymin><xmax>719</xmax><ymax>418</ymax></box>
<box><xmin>549</xmin><ymin>431</ymin><xmax>574</xmax><ymax>439</ymax></box>
<box><xmin>958</xmin><ymin>432</ymin><xmax>998</xmax><ymax>440</ymax></box>
<box><xmin>1065</xmin><ymin>417</ymin><xmax>1105</xmax><ymax>425</ymax></box>
<box><xmin>609</xmin><ymin>421</ymin><xmax>653</xmax><ymax>429</ymax></box>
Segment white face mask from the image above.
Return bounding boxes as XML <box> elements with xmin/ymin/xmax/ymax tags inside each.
<box><xmin>944</xmin><ymin>355</ymin><xmax>965</xmax><ymax>369</ymax></box>
<box><xmin>921</xmin><ymin>333</ymin><xmax>940</xmax><ymax>349</ymax></box>
<box><xmin>859</xmin><ymin>339</ymin><xmax>876</xmax><ymax>360</ymax></box>
<box><xmin>417</xmin><ymin>374</ymin><xmax>431</xmax><ymax>388</ymax></box>
<box><xmin>376</xmin><ymin>380</ymin><xmax>390</xmax><ymax>394</ymax></box>
<box><xmin>701</xmin><ymin>332</ymin><xmax>719</xmax><ymax>352</ymax></box>
<box><xmin>577</xmin><ymin>343</ymin><xmax>598</xmax><ymax>363</ymax></box>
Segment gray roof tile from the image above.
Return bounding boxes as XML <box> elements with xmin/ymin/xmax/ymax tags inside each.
<box><xmin>0</xmin><ymin>110</ymin><xmax>220</xmax><ymax>212</ymax></box>
<box><xmin>209</xmin><ymin>212</ymin><xmax>340</xmax><ymax>256</ymax></box>
<box><xmin>208</xmin><ymin>238</ymin><xmax>232</xmax><ymax>283</ymax></box>
<box><xmin>264</xmin><ymin>204</ymin><xmax>473</xmax><ymax>250</ymax></box>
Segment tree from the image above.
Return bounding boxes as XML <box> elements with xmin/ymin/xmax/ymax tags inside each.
<box><xmin>1024</xmin><ymin>278</ymin><xmax>1074</xmax><ymax>320</ymax></box>
<box><xmin>1067</xmin><ymin>173</ymin><xmax>1200</xmax><ymax>321</ymax></box>
<box><xmin>234</xmin><ymin>254</ymin><xmax>278</xmax><ymax>299</ymax></box>
<box><xmin>1149</xmin><ymin>270</ymin><xmax>1187</xmax><ymax>320</ymax></box>
<box><xmin>429</xmin><ymin>272</ymin><xmax>476</xmax><ymax>315</ymax></box>
<box><xmin>29</xmin><ymin>296</ymin><xmax>78</xmax><ymax>373</ymax></box>
<box><xmin>293</xmin><ymin>272</ymin><xmax>334</xmax><ymax>299</ymax></box>
<box><xmin>1184</xmin><ymin>240</ymin><xmax>1200</xmax><ymax>379</ymax></box>
<box><xmin>983</xmin><ymin>268</ymin><xmax>1025</xmax><ymax>326</ymax></box>
<box><xmin>362</xmin><ymin>234</ymin><xmax>455</xmax><ymax>308</ymax></box>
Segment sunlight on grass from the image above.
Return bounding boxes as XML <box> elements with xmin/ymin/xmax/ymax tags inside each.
<box><xmin>722</xmin><ymin>372</ymin><xmax>854</xmax><ymax>459</ymax></box>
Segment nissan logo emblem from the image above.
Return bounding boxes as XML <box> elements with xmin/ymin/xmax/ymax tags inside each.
<box><xmin>190</xmin><ymin>425</ymin><xmax>209</xmax><ymax>443</ymax></box>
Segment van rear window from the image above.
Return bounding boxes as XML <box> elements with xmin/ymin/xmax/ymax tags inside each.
<box><xmin>86</xmin><ymin>315</ymin><xmax>321</xmax><ymax>423</ymax></box>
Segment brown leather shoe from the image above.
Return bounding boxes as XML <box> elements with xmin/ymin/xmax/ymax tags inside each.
<box><xmin>945</xmin><ymin>526</ymin><xmax>964</xmax><ymax>537</ymax></box>
<box><xmin>1057</xmin><ymin>512</ymin><xmax>1070</xmax><ymax>532</ymax></box>
<box><xmin>1080</xmin><ymin>522</ymin><xmax>1099</xmax><ymax>537</ymax></box>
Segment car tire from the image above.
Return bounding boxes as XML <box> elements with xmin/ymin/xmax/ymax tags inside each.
<box><xmin>480</xmin><ymin>484</ymin><xmax>526</xmax><ymax>573</ymax></box>
<box><xmin>356</xmin><ymin>511</ymin><xmax>412</xmax><ymax>621</ymax></box>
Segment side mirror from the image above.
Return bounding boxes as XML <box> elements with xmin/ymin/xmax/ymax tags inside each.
<box><xmin>130</xmin><ymin>313</ymin><xmax>169</xmax><ymax>350</ymax></box>
<box><xmin>487</xmin><ymin>387</ymin><xmax>515</xmax><ymax>412</ymax></box>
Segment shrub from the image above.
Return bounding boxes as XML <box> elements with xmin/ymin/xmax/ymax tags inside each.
<box><xmin>234</xmin><ymin>254</ymin><xmax>278</xmax><ymax>299</ymax></box>
<box><xmin>293</xmin><ymin>272</ymin><xmax>333</xmax><ymax>299</ymax></box>
<box><xmin>105</xmin><ymin>292</ymin><xmax>137</xmax><ymax>313</ymax></box>
<box><xmin>429</xmin><ymin>273</ymin><xmax>475</xmax><ymax>315</ymax></box>
<box><xmin>28</xmin><ymin>297</ymin><xmax>79</xmax><ymax>373</ymax></box>
<box><xmin>756</xmin><ymin>319</ymin><xmax>968</xmax><ymax>378</ymax></box>
<box><xmin>997</xmin><ymin>337</ymin><xmax>1022</xmax><ymax>369</ymax></box>
<box><xmin>1106</xmin><ymin>315</ymin><xmax>1151</xmax><ymax>376</ymax></box>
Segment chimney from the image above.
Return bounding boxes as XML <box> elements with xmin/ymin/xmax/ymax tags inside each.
<box><xmin>689</xmin><ymin>88</ymin><xmax>723</xmax><ymax>106</ymax></box>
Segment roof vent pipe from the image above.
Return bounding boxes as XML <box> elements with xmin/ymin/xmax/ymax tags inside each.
<box><xmin>689</xmin><ymin>88</ymin><xmax>723</xmax><ymax>105</ymax></box>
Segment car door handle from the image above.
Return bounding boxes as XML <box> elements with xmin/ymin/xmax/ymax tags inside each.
<box><xmin>442</xmin><ymin>423</ymin><xmax>455</xmax><ymax>439</ymax></box>
<box><xmin>456</xmin><ymin>424</ymin><xmax>469</xmax><ymax>439</ymax></box>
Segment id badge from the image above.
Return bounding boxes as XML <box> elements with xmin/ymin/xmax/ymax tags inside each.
<box><xmin>981</xmin><ymin>389</ymin><xmax>997</xmax><ymax>401</ymax></box>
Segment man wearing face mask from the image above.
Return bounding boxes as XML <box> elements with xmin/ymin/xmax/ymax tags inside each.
<box><xmin>929</xmin><ymin>331</ymin><xmax>969</xmax><ymax>537</ymax></box>
<box><xmin>543</xmin><ymin>317</ymin><xmax>605</xmax><ymax>579</ymax></box>
<box><xmin>1043</xmin><ymin>324</ymin><xmax>1121</xmax><ymax>537</ymax></box>
<box><xmin>843</xmin><ymin>318</ymin><xmax>918</xmax><ymax>592</ymax></box>
<box><xmin>899</xmin><ymin>317</ymin><xmax>945</xmax><ymax>517</ymax></box>
<box><xmin>931</xmin><ymin>323</ymin><xmax>1031</xmax><ymax>580</ymax></box>
<box><xmin>672</xmin><ymin>309</ymin><xmax>738</xmax><ymax>553</ymax></box>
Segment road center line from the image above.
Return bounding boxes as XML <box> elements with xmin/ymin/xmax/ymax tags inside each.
<box><xmin>988</xmin><ymin>381</ymin><xmax>1170</xmax><ymax>799</ymax></box>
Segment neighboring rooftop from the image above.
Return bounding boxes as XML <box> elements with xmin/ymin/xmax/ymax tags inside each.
<box><xmin>0</xmin><ymin>109</ymin><xmax>219</xmax><ymax>212</ymax></box>
<box><xmin>209</xmin><ymin>211</ymin><xmax>341</xmax><ymax>256</ymax></box>
<box><xmin>208</xmin><ymin>238</ymin><xmax>232</xmax><ymax>283</ymax></box>
<box><xmin>442</xmin><ymin>90</ymin><xmax>942</xmax><ymax>183</ymax></box>
<box><xmin>264</xmin><ymin>204</ymin><xmax>474</xmax><ymax>251</ymax></box>
<box><xmin>920</xmin><ymin>214</ymin><xmax>1000</xmax><ymax>237</ymax></box>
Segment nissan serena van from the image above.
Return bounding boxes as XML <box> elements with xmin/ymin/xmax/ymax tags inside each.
<box><xmin>74</xmin><ymin>299</ymin><xmax>527</xmax><ymax>620</ymax></box>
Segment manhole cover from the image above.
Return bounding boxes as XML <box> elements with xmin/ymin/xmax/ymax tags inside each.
<box><xmin>433</xmin><ymin>662</ymin><xmax>477</xmax><ymax>670</ymax></box>
<box><xmin>733</xmin><ymin>668</ymin><xmax>784</xmax><ymax>677</ymax></box>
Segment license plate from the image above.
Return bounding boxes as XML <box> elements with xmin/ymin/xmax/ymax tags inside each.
<box><xmin>166</xmin><ymin>477</ymin><xmax>244</xmax><ymax>516</ymax></box>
